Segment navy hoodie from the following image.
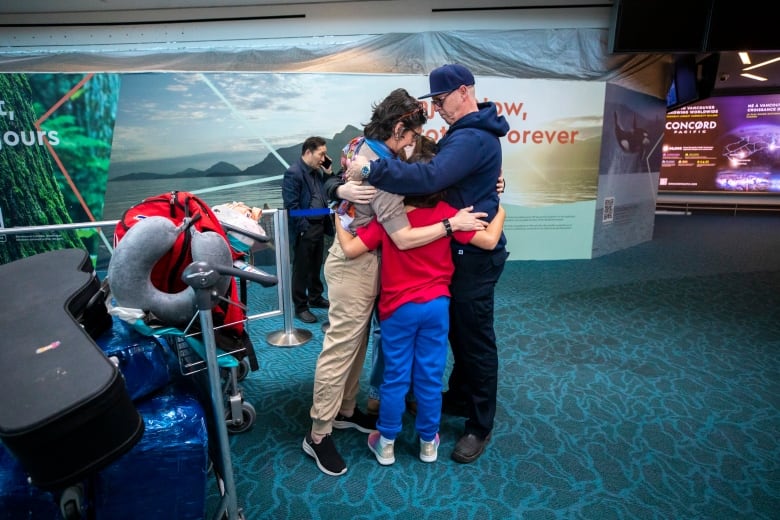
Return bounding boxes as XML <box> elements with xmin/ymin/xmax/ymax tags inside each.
<box><xmin>369</xmin><ymin>101</ymin><xmax>510</xmax><ymax>253</ymax></box>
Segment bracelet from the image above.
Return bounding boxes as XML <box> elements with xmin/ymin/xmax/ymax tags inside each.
<box><xmin>442</xmin><ymin>218</ymin><xmax>453</xmax><ymax>236</ymax></box>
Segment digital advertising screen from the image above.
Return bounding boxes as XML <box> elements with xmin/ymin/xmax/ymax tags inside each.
<box><xmin>659</xmin><ymin>94</ymin><xmax>780</xmax><ymax>193</ymax></box>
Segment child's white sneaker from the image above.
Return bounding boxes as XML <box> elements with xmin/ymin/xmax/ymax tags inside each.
<box><xmin>368</xmin><ymin>431</ymin><xmax>395</xmax><ymax>465</ymax></box>
<box><xmin>419</xmin><ymin>433</ymin><xmax>440</xmax><ymax>463</ymax></box>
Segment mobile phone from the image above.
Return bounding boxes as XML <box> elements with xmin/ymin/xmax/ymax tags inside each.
<box><xmin>322</xmin><ymin>155</ymin><xmax>332</xmax><ymax>169</ymax></box>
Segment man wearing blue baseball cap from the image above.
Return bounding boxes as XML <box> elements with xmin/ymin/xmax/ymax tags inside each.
<box><xmin>347</xmin><ymin>63</ymin><xmax>510</xmax><ymax>464</ymax></box>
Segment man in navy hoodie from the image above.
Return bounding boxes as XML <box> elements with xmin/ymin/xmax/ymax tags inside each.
<box><xmin>348</xmin><ymin>64</ymin><xmax>510</xmax><ymax>463</ymax></box>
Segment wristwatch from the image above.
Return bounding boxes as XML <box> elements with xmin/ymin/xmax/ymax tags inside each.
<box><xmin>442</xmin><ymin>218</ymin><xmax>453</xmax><ymax>236</ymax></box>
<box><xmin>360</xmin><ymin>163</ymin><xmax>370</xmax><ymax>179</ymax></box>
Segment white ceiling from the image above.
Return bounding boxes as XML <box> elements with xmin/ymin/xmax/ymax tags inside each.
<box><xmin>0</xmin><ymin>0</ymin><xmax>777</xmax><ymax>93</ymax></box>
<box><xmin>0</xmin><ymin>1</ymin><xmax>613</xmax><ymax>47</ymax></box>
<box><xmin>0</xmin><ymin>0</ymin><xmax>601</xmax><ymax>16</ymax></box>
<box><xmin>0</xmin><ymin>0</ymin><xmax>367</xmax><ymax>13</ymax></box>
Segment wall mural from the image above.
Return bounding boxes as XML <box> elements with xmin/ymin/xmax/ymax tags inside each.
<box><xmin>1</xmin><ymin>70</ymin><xmax>663</xmax><ymax>264</ymax></box>
<box><xmin>0</xmin><ymin>73</ymin><xmax>118</xmax><ymax>264</ymax></box>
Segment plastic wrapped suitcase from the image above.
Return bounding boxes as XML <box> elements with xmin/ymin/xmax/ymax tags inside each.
<box><xmin>1</xmin><ymin>383</ymin><xmax>210</xmax><ymax>520</ymax></box>
<box><xmin>91</xmin><ymin>383</ymin><xmax>209</xmax><ymax>519</ymax></box>
<box><xmin>96</xmin><ymin>316</ymin><xmax>172</xmax><ymax>402</ymax></box>
<box><xmin>0</xmin><ymin>442</ymin><xmax>60</xmax><ymax>519</ymax></box>
<box><xmin>0</xmin><ymin>248</ymin><xmax>144</xmax><ymax>491</ymax></box>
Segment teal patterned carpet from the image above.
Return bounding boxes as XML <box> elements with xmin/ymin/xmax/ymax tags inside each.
<box><xmin>212</xmin><ymin>213</ymin><xmax>780</xmax><ymax>520</ymax></box>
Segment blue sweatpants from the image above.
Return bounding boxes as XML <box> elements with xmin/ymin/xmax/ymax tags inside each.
<box><xmin>377</xmin><ymin>296</ymin><xmax>449</xmax><ymax>442</ymax></box>
<box><xmin>368</xmin><ymin>305</ymin><xmax>383</xmax><ymax>401</ymax></box>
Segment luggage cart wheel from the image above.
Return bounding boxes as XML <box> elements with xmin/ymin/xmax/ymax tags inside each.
<box><xmin>62</xmin><ymin>501</ymin><xmax>80</xmax><ymax>520</ymax></box>
<box><xmin>59</xmin><ymin>484</ymin><xmax>85</xmax><ymax>519</ymax></box>
<box><xmin>237</xmin><ymin>357</ymin><xmax>251</xmax><ymax>382</ymax></box>
<box><xmin>226</xmin><ymin>401</ymin><xmax>256</xmax><ymax>434</ymax></box>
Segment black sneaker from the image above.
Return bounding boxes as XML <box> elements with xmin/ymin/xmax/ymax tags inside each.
<box><xmin>302</xmin><ymin>433</ymin><xmax>347</xmax><ymax>476</ymax></box>
<box><xmin>296</xmin><ymin>310</ymin><xmax>317</xmax><ymax>323</ymax></box>
<box><xmin>333</xmin><ymin>408</ymin><xmax>376</xmax><ymax>433</ymax></box>
<box><xmin>309</xmin><ymin>297</ymin><xmax>330</xmax><ymax>309</ymax></box>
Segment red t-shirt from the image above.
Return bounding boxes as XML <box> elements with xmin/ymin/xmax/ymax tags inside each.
<box><xmin>357</xmin><ymin>201</ymin><xmax>475</xmax><ymax>320</ymax></box>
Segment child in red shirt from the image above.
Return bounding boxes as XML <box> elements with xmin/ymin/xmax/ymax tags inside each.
<box><xmin>335</xmin><ymin>145</ymin><xmax>505</xmax><ymax>465</ymax></box>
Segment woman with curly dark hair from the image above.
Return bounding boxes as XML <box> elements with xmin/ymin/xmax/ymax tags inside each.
<box><xmin>303</xmin><ymin>88</ymin><xmax>487</xmax><ymax>476</ymax></box>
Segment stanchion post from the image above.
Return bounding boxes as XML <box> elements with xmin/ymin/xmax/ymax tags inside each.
<box><xmin>266</xmin><ymin>208</ymin><xmax>312</xmax><ymax>347</ymax></box>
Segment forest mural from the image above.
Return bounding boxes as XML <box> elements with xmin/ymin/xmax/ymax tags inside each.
<box><xmin>0</xmin><ymin>73</ymin><xmax>119</xmax><ymax>264</ymax></box>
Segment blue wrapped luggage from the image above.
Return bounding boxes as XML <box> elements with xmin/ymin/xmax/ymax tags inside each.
<box><xmin>91</xmin><ymin>383</ymin><xmax>209</xmax><ymax>519</ymax></box>
<box><xmin>0</xmin><ymin>443</ymin><xmax>60</xmax><ymax>519</ymax></box>
<box><xmin>95</xmin><ymin>317</ymin><xmax>172</xmax><ymax>401</ymax></box>
<box><xmin>0</xmin><ymin>384</ymin><xmax>209</xmax><ymax>519</ymax></box>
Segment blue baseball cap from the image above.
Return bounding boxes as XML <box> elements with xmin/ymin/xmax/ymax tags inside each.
<box><xmin>419</xmin><ymin>64</ymin><xmax>475</xmax><ymax>99</ymax></box>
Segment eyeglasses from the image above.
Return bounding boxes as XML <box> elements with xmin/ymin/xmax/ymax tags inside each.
<box><xmin>409</xmin><ymin>128</ymin><xmax>423</xmax><ymax>140</ymax></box>
<box><xmin>431</xmin><ymin>88</ymin><xmax>458</xmax><ymax>108</ymax></box>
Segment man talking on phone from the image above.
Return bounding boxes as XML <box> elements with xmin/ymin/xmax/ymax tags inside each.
<box><xmin>282</xmin><ymin>136</ymin><xmax>335</xmax><ymax>324</ymax></box>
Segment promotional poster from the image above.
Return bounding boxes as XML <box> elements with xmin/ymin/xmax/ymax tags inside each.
<box><xmin>659</xmin><ymin>93</ymin><xmax>780</xmax><ymax>193</ymax></box>
<box><xmin>592</xmin><ymin>83</ymin><xmax>667</xmax><ymax>258</ymax></box>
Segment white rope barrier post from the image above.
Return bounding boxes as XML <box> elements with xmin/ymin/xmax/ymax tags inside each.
<box><xmin>266</xmin><ymin>208</ymin><xmax>312</xmax><ymax>347</ymax></box>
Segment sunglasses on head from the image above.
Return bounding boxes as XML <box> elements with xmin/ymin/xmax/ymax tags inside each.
<box><xmin>398</xmin><ymin>104</ymin><xmax>425</xmax><ymax>121</ymax></box>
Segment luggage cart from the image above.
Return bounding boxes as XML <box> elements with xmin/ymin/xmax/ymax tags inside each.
<box><xmin>176</xmin><ymin>237</ymin><xmax>278</xmax><ymax>434</ymax></box>
<box><xmin>131</xmin><ymin>315</ymin><xmax>260</xmax><ymax>435</ymax></box>
<box><xmin>136</xmin><ymin>222</ymin><xmax>277</xmax><ymax>435</ymax></box>
<box><xmin>165</xmin><ymin>330</ymin><xmax>256</xmax><ymax>434</ymax></box>
<box><xmin>220</xmin><ymin>217</ymin><xmax>274</xmax><ymax>381</ymax></box>
<box><xmin>181</xmin><ymin>259</ymin><xmax>277</xmax><ymax>520</ymax></box>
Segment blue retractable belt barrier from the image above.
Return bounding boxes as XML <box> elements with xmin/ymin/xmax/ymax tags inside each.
<box><xmin>288</xmin><ymin>208</ymin><xmax>332</xmax><ymax>218</ymax></box>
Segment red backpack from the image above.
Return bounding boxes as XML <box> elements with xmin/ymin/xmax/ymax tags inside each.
<box><xmin>113</xmin><ymin>191</ymin><xmax>255</xmax><ymax>367</ymax></box>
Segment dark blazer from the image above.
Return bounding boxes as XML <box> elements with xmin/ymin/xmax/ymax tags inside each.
<box><xmin>282</xmin><ymin>157</ymin><xmax>334</xmax><ymax>237</ymax></box>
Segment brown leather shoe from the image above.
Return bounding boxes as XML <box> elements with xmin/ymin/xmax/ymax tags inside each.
<box><xmin>451</xmin><ymin>433</ymin><xmax>491</xmax><ymax>464</ymax></box>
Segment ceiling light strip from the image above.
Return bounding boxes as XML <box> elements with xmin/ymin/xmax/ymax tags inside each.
<box><xmin>740</xmin><ymin>73</ymin><xmax>768</xmax><ymax>81</ymax></box>
<box><xmin>743</xmin><ymin>56</ymin><xmax>780</xmax><ymax>71</ymax></box>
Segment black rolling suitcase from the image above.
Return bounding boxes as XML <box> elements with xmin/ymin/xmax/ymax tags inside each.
<box><xmin>0</xmin><ymin>248</ymin><xmax>144</xmax><ymax>491</ymax></box>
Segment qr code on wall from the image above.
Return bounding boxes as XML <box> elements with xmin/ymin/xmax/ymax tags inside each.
<box><xmin>602</xmin><ymin>197</ymin><xmax>614</xmax><ymax>223</ymax></box>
